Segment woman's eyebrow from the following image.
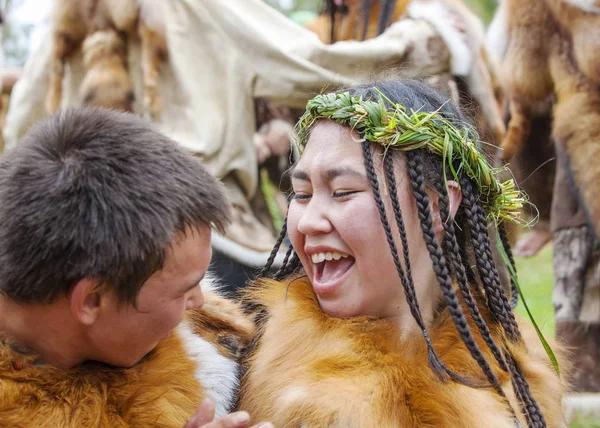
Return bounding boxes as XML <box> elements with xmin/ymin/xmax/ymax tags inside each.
<box><xmin>291</xmin><ymin>167</ymin><xmax>365</xmax><ymax>182</ymax></box>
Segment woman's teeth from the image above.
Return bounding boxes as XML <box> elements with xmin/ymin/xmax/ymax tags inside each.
<box><xmin>311</xmin><ymin>252</ymin><xmax>349</xmax><ymax>263</ymax></box>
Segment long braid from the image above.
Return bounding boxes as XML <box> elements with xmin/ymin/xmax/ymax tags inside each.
<box><xmin>498</xmin><ymin>223</ymin><xmax>519</xmax><ymax>309</ymax></box>
<box><xmin>432</xmin><ymin>176</ymin><xmax>510</xmax><ymax>374</ymax></box>
<box><xmin>506</xmin><ymin>354</ymin><xmax>548</xmax><ymax>428</ymax></box>
<box><xmin>362</xmin><ymin>142</ymin><xmax>452</xmax><ymax>381</ymax></box>
<box><xmin>476</xmin><ymin>201</ymin><xmax>517</xmax><ymax>321</ymax></box>
<box><xmin>281</xmin><ymin>252</ymin><xmax>301</xmax><ymax>278</ymax></box>
<box><xmin>259</xmin><ymin>216</ymin><xmax>288</xmax><ymax>277</ymax></box>
<box><xmin>274</xmin><ymin>244</ymin><xmax>294</xmax><ymax>279</ymax></box>
<box><xmin>405</xmin><ymin>151</ymin><xmax>509</xmax><ymax>399</ymax></box>
<box><xmin>383</xmin><ymin>152</ymin><xmax>415</xmax><ymax>313</ymax></box>
<box><xmin>459</xmin><ymin>177</ymin><xmax>548</xmax><ymax>427</ymax></box>
<box><xmin>460</xmin><ymin>177</ymin><xmax>521</xmax><ymax>342</ymax></box>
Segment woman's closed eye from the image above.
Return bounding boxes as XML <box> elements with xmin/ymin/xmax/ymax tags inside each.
<box><xmin>292</xmin><ymin>192</ymin><xmax>312</xmax><ymax>201</ymax></box>
<box><xmin>333</xmin><ymin>190</ymin><xmax>359</xmax><ymax>199</ymax></box>
<box><xmin>291</xmin><ymin>190</ymin><xmax>360</xmax><ymax>201</ymax></box>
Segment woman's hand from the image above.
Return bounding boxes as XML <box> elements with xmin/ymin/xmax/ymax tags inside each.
<box><xmin>184</xmin><ymin>399</ymin><xmax>273</xmax><ymax>428</ymax></box>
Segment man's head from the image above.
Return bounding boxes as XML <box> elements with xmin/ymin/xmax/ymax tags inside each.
<box><xmin>0</xmin><ymin>108</ymin><xmax>231</xmax><ymax>367</ymax></box>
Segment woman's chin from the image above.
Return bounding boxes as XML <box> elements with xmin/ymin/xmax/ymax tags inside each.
<box><xmin>317</xmin><ymin>297</ymin><xmax>361</xmax><ymax>318</ymax></box>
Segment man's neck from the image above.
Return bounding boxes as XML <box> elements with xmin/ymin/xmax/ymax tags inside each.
<box><xmin>0</xmin><ymin>296</ymin><xmax>87</xmax><ymax>369</ymax></box>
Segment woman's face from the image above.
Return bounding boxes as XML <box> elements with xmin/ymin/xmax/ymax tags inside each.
<box><xmin>288</xmin><ymin>120</ymin><xmax>442</xmax><ymax>321</ymax></box>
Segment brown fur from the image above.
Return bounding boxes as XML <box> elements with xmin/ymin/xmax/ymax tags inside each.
<box><xmin>498</xmin><ymin>0</ymin><xmax>599</xmax><ymax>161</ymax></box>
<box><xmin>239</xmin><ymin>277</ymin><xmax>568</xmax><ymax>427</ymax></box>
<box><xmin>545</xmin><ymin>0</ymin><xmax>600</xmax><ymax>86</ymax></box>
<box><xmin>498</xmin><ymin>0</ymin><xmax>557</xmax><ymax>161</ymax></box>
<box><xmin>0</xmin><ymin>290</ymin><xmax>255</xmax><ymax>427</ymax></box>
<box><xmin>186</xmin><ymin>290</ymin><xmax>256</xmax><ymax>360</ymax></box>
<box><xmin>79</xmin><ymin>29</ymin><xmax>135</xmax><ymax>112</ymax></box>
<box><xmin>0</xmin><ymin>332</ymin><xmax>202</xmax><ymax>427</ymax></box>
<box><xmin>46</xmin><ymin>0</ymin><xmax>167</xmax><ymax>118</ymax></box>
<box><xmin>549</xmin><ymin>38</ymin><xmax>600</xmax><ymax>235</ymax></box>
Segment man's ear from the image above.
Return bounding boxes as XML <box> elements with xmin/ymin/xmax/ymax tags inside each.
<box><xmin>69</xmin><ymin>278</ymin><xmax>103</xmax><ymax>325</ymax></box>
<box><xmin>431</xmin><ymin>180</ymin><xmax>463</xmax><ymax>234</ymax></box>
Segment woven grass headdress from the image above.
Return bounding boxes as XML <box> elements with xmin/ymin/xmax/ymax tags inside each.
<box><xmin>295</xmin><ymin>89</ymin><xmax>526</xmax><ymax>226</ymax></box>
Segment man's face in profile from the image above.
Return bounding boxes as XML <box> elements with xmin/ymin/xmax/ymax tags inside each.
<box><xmin>85</xmin><ymin>226</ymin><xmax>212</xmax><ymax>367</ymax></box>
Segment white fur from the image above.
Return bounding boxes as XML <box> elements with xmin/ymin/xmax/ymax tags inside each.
<box><xmin>200</xmin><ymin>273</ymin><xmax>220</xmax><ymax>294</ymax></box>
<box><xmin>486</xmin><ymin>0</ymin><xmax>509</xmax><ymax>64</ymax></box>
<box><xmin>176</xmin><ymin>321</ymin><xmax>239</xmax><ymax>419</ymax></box>
<box><xmin>407</xmin><ymin>0</ymin><xmax>473</xmax><ymax>76</ymax></box>
<box><xmin>136</xmin><ymin>0</ymin><xmax>167</xmax><ymax>34</ymax></box>
<box><xmin>565</xmin><ymin>0</ymin><xmax>600</xmax><ymax>14</ymax></box>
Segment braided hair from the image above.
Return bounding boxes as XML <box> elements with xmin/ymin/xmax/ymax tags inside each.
<box><xmin>261</xmin><ymin>81</ymin><xmax>547</xmax><ymax>427</ymax></box>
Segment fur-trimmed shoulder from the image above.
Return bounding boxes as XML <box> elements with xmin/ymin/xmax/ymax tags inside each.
<box><xmin>182</xmin><ymin>281</ymin><xmax>256</xmax><ymax>418</ymax></box>
<box><xmin>0</xmin><ymin>333</ymin><xmax>202</xmax><ymax>427</ymax></box>
<box><xmin>0</xmin><ymin>281</ymin><xmax>256</xmax><ymax>426</ymax></box>
<box><xmin>240</xmin><ymin>277</ymin><xmax>567</xmax><ymax>427</ymax></box>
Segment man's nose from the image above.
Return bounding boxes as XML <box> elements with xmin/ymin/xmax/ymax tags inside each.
<box><xmin>186</xmin><ymin>284</ymin><xmax>204</xmax><ymax>310</ymax></box>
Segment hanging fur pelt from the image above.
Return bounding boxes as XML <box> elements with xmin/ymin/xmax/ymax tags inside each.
<box><xmin>496</xmin><ymin>0</ymin><xmax>600</xmax><ymax>234</ymax></box>
<box><xmin>497</xmin><ymin>0</ymin><xmax>599</xmax><ymax>162</ymax></box>
<box><xmin>46</xmin><ymin>0</ymin><xmax>167</xmax><ymax>119</ymax></box>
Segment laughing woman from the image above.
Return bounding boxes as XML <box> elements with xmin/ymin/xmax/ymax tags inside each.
<box><xmin>239</xmin><ymin>81</ymin><xmax>567</xmax><ymax>428</ymax></box>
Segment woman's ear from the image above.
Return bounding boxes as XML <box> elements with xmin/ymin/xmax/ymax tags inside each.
<box><xmin>447</xmin><ymin>180</ymin><xmax>463</xmax><ymax>220</ymax></box>
<box><xmin>431</xmin><ymin>180</ymin><xmax>463</xmax><ymax>234</ymax></box>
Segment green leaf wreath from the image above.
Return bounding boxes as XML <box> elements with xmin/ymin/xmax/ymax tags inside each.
<box><xmin>294</xmin><ymin>89</ymin><xmax>560</xmax><ymax>375</ymax></box>
<box><xmin>295</xmin><ymin>89</ymin><xmax>526</xmax><ymax>226</ymax></box>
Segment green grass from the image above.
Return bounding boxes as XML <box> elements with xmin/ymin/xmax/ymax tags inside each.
<box><xmin>514</xmin><ymin>244</ymin><xmax>556</xmax><ymax>338</ymax></box>
<box><xmin>514</xmin><ymin>245</ymin><xmax>600</xmax><ymax>428</ymax></box>
<box><xmin>570</xmin><ymin>413</ymin><xmax>600</xmax><ymax>428</ymax></box>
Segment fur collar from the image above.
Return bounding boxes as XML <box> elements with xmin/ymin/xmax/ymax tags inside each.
<box><xmin>0</xmin><ymin>288</ymin><xmax>255</xmax><ymax>427</ymax></box>
<box><xmin>239</xmin><ymin>277</ymin><xmax>568</xmax><ymax>427</ymax></box>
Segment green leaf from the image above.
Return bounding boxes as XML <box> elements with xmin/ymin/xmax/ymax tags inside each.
<box><xmin>495</xmin><ymin>234</ymin><xmax>561</xmax><ymax>376</ymax></box>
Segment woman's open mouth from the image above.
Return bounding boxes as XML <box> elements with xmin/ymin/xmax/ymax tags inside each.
<box><xmin>311</xmin><ymin>251</ymin><xmax>355</xmax><ymax>295</ymax></box>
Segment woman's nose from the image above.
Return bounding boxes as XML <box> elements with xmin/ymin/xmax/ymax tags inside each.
<box><xmin>297</xmin><ymin>198</ymin><xmax>333</xmax><ymax>236</ymax></box>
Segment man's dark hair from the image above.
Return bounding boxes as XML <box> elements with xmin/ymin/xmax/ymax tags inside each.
<box><xmin>0</xmin><ymin>107</ymin><xmax>231</xmax><ymax>304</ymax></box>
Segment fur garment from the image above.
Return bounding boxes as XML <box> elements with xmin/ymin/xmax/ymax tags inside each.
<box><xmin>0</xmin><ymin>288</ymin><xmax>255</xmax><ymax>427</ymax></box>
<box><xmin>239</xmin><ymin>277</ymin><xmax>568</xmax><ymax>427</ymax></box>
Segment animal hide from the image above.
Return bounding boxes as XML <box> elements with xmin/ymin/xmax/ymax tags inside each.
<box><xmin>239</xmin><ymin>277</ymin><xmax>568</xmax><ymax>427</ymax></box>
<box><xmin>46</xmin><ymin>0</ymin><xmax>167</xmax><ymax>118</ymax></box>
<box><xmin>0</xmin><ymin>287</ymin><xmax>255</xmax><ymax>427</ymax></box>
<box><xmin>497</xmin><ymin>0</ymin><xmax>600</xmax><ymax>162</ymax></box>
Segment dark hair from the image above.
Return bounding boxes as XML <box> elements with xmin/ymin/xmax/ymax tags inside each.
<box><xmin>0</xmin><ymin>108</ymin><xmax>231</xmax><ymax>305</ymax></box>
<box><xmin>263</xmin><ymin>81</ymin><xmax>547</xmax><ymax>427</ymax></box>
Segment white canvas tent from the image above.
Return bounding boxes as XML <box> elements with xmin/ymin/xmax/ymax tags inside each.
<box><xmin>3</xmin><ymin>0</ymin><xmax>452</xmax><ymax>263</ymax></box>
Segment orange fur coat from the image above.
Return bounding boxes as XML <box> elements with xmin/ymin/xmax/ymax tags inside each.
<box><xmin>0</xmin><ymin>289</ymin><xmax>255</xmax><ymax>427</ymax></box>
<box><xmin>239</xmin><ymin>277</ymin><xmax>568</xmax><ymax>427</ymax></box>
